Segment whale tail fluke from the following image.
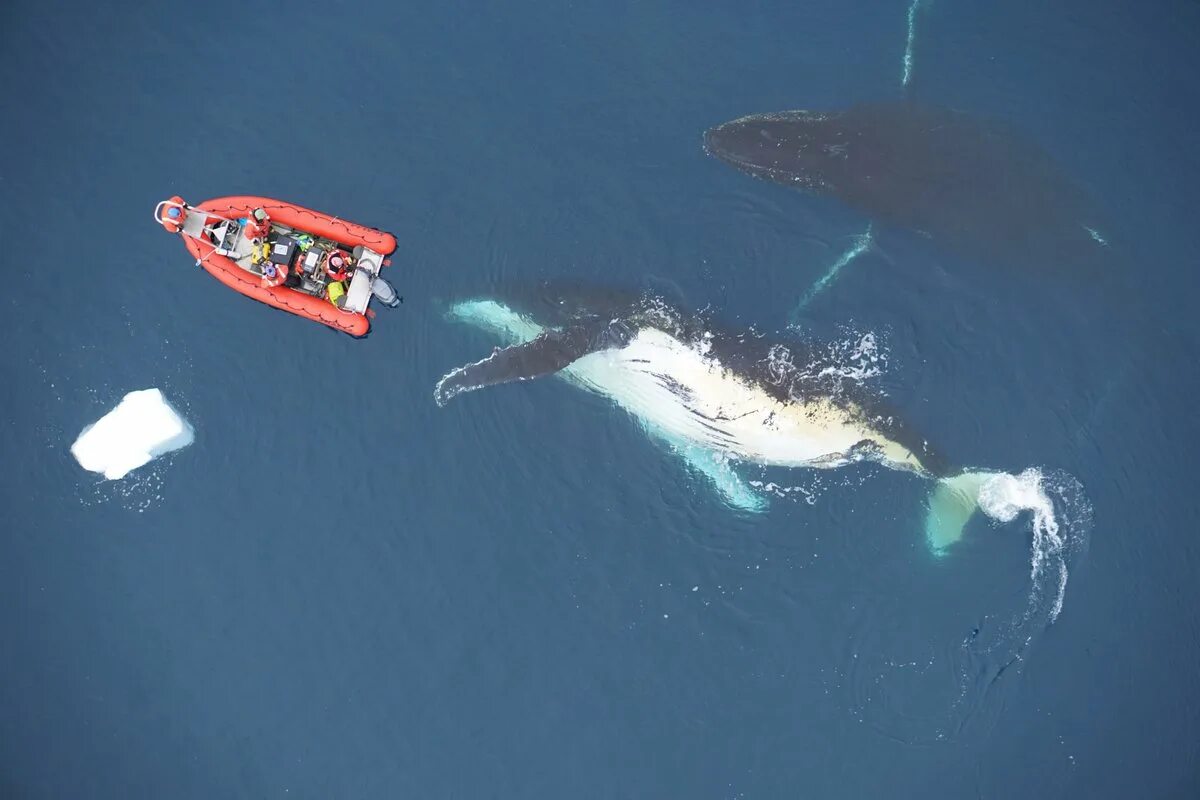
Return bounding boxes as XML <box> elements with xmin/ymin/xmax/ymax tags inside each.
<box><xmin>924</xmin><ymin>471</ymin><xmax>992</xmax><ymax>554</ymax></box>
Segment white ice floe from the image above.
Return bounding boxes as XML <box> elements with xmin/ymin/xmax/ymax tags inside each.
<box><xmin>71</xmin><ymin>388</ymin><xmax>193</xmax><ymax>480</ymax></box>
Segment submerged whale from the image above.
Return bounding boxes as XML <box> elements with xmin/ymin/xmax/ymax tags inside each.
<box><xmin>703</xmin><ymin>101</ymin><xmax>1113</xmax><ymax>275</ymax></box>
<box><xmin>435</xmin><ymin>284</ymin><xmax>999</xmax><ymax>550</ymax></box>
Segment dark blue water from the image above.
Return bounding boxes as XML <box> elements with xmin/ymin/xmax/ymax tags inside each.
<box><xmin>3</xmin><ymin>0</ymin><xmax>1199</xmax><ymax>796</ymax></box>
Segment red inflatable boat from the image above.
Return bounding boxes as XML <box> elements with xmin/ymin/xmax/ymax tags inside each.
<box><xmin>154</xmin><ymin>195</ymin><xmax>400</xmax><ymax>337</ymax></box>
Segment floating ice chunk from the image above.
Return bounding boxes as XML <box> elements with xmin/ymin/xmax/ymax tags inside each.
<box><xmin>71</xmin><ymin>388</ymin><xmax>193</xmax><ymax>480</ymax></box>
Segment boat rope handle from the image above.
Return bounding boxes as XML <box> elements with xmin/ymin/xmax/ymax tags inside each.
<box><xmin>153</xmin><ymin>200</ymin><xmax>186</xmax><ymax>226</ymax></box>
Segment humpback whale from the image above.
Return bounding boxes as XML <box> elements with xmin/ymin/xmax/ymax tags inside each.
<box><xmin>435</xmin><ymin>285</ymin><xmax>995</xmax><ymax>551</ymax></box>
<box><xmin>703</xmin><ymin>101</ymin><xmax>1114</xmax><ymax>276</ymax></box>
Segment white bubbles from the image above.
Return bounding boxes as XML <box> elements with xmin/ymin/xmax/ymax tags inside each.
<box><xmin>977</xmin><ymin>469</ymin><xmax>1052</xmax><ymax>524</ymax></box>
<box><xmin>764</xmin><ymin>343</ymin><xmax>795</xmax><ymax>386</ymax></box>
<box><xmin>80</xmin><ymin>461</ymin><xmax>170</xmax><ymax>514</ymax></box>
<box><xmin>837</xmin><ymin>467</ymin><xmax>1092</xmax><ymax>744</ymax></box>
<box><xmin>816</xmin><ymin>330</ymin><xmax>888</xmax><ymax>384</ymax></box>
<box><xmin>976</xmin><ymin>468</ymin><xmax>1092</xmax><ymax>623</ymax></box>
<box><xmin>778</xmin><ymin>324</ymin><xmax>891</xmax><ymax>391</ymax></box>
<box><xmin>749</xmin><ymin>478</ymin><xmax>821</xmax><ymax>505</ymax></box>
<box><xmin>902</xmin><ymin>0</ymin><xmax>926</xmax><ymax>88</ymax></box>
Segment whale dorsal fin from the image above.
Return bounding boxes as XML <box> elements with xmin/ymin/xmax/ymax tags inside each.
<box><xmin>434</xmin><ymin>319</ymin><xmax>632</xmax><ymax>406</ymax></box>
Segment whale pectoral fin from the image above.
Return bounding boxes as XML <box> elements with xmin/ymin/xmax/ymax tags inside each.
<box><xmin>434</xmin><ymin>321</ymin><xmax>617</xmax><ymax>406</ymax></box>
<box><xmin>667</xmin><ymin>438</ymin><xmax>767</xmax><ymax>513</ymax></box>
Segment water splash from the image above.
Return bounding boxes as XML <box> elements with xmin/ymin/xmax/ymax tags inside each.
<box><xmin>815</xmin><ymin>330</ymin><xmax>887</xmax><ymax>384</ymax></box>
<box><xmin>780</xmin><ymin>324</ymin><xmax>890</xmax><ymax>389</ymax></box>
<box><xmin>929</xmin><ymin>468</ymin><xmax>1089</xmax><ymax>617</ymax></box>
<box><xmin>842</xmin><ymin>467</ymin><xmax>1092</xmax><ymax>744</ymax></box>
<box><xmin>977</xmin><ymin>469</ymin><xmax>1091</xmax><ymax>624</ymax></box>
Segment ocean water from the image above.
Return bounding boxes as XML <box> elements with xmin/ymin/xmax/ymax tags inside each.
<box><xmin>2</xmin><ymin>0</ymin><xmax>1199</xmax><ymax>797</ymax></box>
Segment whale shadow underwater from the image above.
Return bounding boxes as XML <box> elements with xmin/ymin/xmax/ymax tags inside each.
<box><xmin>703</xmin><ymin>100</ymin><xmax>1121</xmax><ymax>286</ymax></box>
<box><xmin>433</xmin><ymin>282</ymin><xmax>1061</xmax><ymax>553</ymax></box>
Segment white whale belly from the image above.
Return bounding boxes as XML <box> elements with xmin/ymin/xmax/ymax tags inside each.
<box><xmin>566</xmin><ymin>328</ymin><xmax>922</xmax><ymax>471</ymax></box>
<box><xmin>445</xmin><ymin>300</ymin><xmax>924</xmax><ymax>474</ymax></box>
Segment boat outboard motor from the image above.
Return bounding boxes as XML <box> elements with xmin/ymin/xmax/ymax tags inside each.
<box><xmin>368</xmin><ymin>272</ymin><xmax>402</xmax><ymax>308</ymax></box>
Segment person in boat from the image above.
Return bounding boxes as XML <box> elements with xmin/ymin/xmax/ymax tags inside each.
<box><xmin>326</xmin><ymin>279</ymin><xmax>347</xmax><ymax>309</ymax></box>
<box><xmin>164</xmin><ymin>205</ymin><xmax>187</xmax><ymax>232</ymax></box>
<box><xmin>325</xmin><ymin>250</ymin><xmax>351</xmax><ymax>282</ymax></box>
<box><xmin>242</xmin><ymin>208</ymin><xmax>271</xmax><ymax>242</ymax></box>
<box><xmin>260</xmin><ymin>261</ymin><xmax>287</xmax><ymax>289</ymax></box>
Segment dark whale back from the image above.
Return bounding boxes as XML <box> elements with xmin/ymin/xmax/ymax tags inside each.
<box><xmin>704</xmin><ymin>101</ymin><xmax>1116</xmax><ymax>279</ymax></box>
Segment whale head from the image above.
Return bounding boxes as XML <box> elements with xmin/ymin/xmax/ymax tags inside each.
<box><xmin>703</xmin><ymin>111</ymin><xmax>847</xmax><ymax>192</ymax></box>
